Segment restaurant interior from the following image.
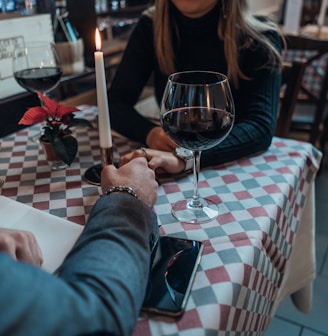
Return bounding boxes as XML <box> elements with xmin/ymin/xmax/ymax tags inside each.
<box><xmin>0</xmin><ymin>0</ymin><xmax>328</xmax><ymax>335</ymax></box>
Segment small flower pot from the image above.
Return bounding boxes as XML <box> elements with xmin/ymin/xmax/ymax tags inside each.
<box><xmin>40</xmin><ymin>137</ymin><xmax>68</xmax><ymax>171</ymax></box>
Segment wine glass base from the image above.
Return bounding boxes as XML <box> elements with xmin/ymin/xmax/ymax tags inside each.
<box><xmin>31</xmin><ymin>134</ymin><xmax>41</xmax><ymax>143</ymax></box>
<box><xmin>84</xmin><ymin>164</ymin><xmax>102</xmax><ymax>186</ymax></box>
<box><xmin>50</xmin><ymin>160</ymin><xmax>68</xmax><ymax>171</ymax></box>
<box><xmin>171</xmin><ymin>198</ymin><xmax>219</xmax><ymax>224</ymax></box>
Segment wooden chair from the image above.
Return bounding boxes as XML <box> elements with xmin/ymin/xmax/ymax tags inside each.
<box><xmin>283</xmin><ymin>31</ymin><xmax>328</xmax><ymax>146</ymax></box>
<box><xmin>275</xmin><ymin>59</ymin><xmax>307</xmax><ymax>138</ymax></box>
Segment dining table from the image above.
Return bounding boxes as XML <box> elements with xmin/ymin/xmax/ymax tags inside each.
<box><xmin>0</xmin><ymin>105</ymin><xmax>322</xmax><ymax>335</ymax></box>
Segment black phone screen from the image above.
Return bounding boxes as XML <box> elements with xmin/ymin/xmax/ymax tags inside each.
<box><xmin>141</xmin><ymin>236</ymin><xmax>203</xmax><ymax>318</ymax></box>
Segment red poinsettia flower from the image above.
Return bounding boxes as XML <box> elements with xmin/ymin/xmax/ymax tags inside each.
<box><xmin>17</xmin><ymin>91</ymin><xmax>93</xmax><ymax>167</ymax></box>
<box><xmin>19</xmin><ymin>91</ymin><xmax>80</xmax><ymax>126</ymax></box>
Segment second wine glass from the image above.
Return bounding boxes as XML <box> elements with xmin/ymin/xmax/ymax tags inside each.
<box><xmin>12</xmin><ymin>41</ymin><xmax>63</xmax><ymax>143</ymax></box>
<box><xmin>160</xmin><ymin>71</ymin><xmax>235</xmax><ymax>224</ymax></box>
<box><xmin>12</xmin><ymin>41</ymin><xmax>62</xmax><ymax>95</ymax></box>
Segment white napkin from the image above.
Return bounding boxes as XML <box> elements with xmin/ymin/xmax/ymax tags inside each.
<box><xmin>0</xmin><ymin>196</ymin><xmax>83</xmax><ymax>273</ymax></box>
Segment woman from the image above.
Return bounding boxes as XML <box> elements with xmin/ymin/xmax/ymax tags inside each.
<box><xmin>109</xmin><ymin>0</ymin><xmax>284</xmax><ymax>173</ymax></box>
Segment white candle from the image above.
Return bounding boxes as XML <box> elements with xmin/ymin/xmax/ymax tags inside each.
<box><xmin>94</xmin><ymin>28</ymin><xmax>112</xmax><ymax>148</ymax></box>
<box><xmin>318</xmin><ymin>0</ymin><xmax>328</xmax><ymax>27</ymax></box>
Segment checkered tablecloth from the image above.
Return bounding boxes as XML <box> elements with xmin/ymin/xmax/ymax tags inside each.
<box><xmin>0</xmin><ymin>105</ymin><xmax>322</xmax><ymax>335</ymax></box>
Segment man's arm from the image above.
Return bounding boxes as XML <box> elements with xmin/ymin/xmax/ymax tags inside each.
<box><xmin>0</xmin><ymin>158</ymin><xmax>159</xmax><ymax>336</ymax></box>
<box><xmin>0</xmin><ymin>194</ymin><xmax>158</xmax><ymax>336</ymax></box>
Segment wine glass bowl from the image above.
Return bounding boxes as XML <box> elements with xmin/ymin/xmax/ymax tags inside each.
<box><xmin>160</xmin><ymin>71</ymin><xmax>235</xmax><ymax>224</ymax></box>
<box><xmin>12</xmin><ymin>41</ymin><xmax>62</xmax><ymax>95</ymax></box>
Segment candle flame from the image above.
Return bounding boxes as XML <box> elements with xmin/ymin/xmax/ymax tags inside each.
<box><xmin>95</xmin><ymin>28</ymin><xmax>101</xmax><ymax>51</ymax></box>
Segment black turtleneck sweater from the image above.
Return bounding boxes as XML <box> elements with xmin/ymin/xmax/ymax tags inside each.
<box><xmin>108</xmin><ymin>3</ymin><xmax>282</xmax><ymax>168</ymax></box>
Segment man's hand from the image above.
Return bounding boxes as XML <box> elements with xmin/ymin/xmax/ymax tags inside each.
<box><xmin>101</xmin><ymin>157</ymin><xmax>158</xmax><ymax>208</ymax></box>
<box><xmin>0</xmin><ymin>228</ymin><xmax>43</xmax><ymax>266</ymax></box>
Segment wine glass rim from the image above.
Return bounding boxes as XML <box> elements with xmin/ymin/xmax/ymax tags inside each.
<box><xmin>168</xmin><ymin>71</ymin><xmax>228</xmax><ymax>86</ymax></box>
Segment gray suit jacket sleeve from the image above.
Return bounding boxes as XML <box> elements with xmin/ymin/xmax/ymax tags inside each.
<box><xmin>0</xmin><ymin>194</ymin><xmax>159</xmax><ymax>336</ymax></box>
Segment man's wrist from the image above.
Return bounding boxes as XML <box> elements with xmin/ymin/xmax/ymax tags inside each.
<box><xmin>105</xmin><ymin>186</ymin><xmax>138</xmax><ymax>199</ymax></box>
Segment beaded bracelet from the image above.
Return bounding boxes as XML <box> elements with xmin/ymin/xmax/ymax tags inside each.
<box><xmin>105</xmin><ymin>186</ymin><xmax>138</xmax><ymax>199</ymax></box>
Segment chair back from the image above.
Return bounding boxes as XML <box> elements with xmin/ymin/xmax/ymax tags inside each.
<box><xmin>283</xmin><ymin>31</ymin><xmax>328</xmax><ymax>145</ymax></box>
<box><xmin>275</xmin><ymin>59</ymin><xmax>306</xmax><ymax>138</ymax></box>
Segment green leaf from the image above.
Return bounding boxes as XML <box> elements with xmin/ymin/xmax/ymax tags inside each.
<box><xmin>43</xmin><ymin>127</ymin><xmax>59</xmax><ymax>143</ymax></box>
<box><xmin>52</xmin><ymin>135</ymin><xmax>78</xmax><ymax>166</ymax></box>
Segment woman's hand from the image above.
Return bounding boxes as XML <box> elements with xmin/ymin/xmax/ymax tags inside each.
<box><xmin>146</xmin><ymin>127</ymin><xmax>177</xmax><ymax>151</ymax></box>
<box><xmin>0</xmin><ymin>228</ymin><xmax>43</xmax><ymax>266</ymax></box>
<box><xmin>120</xmin><ymin>148</ymin><xmax>186</xmax><ymax>175</ymax></box>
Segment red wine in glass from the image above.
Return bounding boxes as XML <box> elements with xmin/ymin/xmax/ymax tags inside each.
<box><xmin>161</xmin><ymin>107</ymin><xmax>234</xmax><ymax>151</ymax></box>
<box><xmin>12</xmin><ymin>41</ymin><xmax>62</xmax><ymax>95</ymax></box>
<box><xmin>14</xmin><ymin>67</ymin><xmax>63</xmax><ymax>93</ymax></box>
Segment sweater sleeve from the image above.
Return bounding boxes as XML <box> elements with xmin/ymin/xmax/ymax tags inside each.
<box><xmin>201</xmin><ymin>31</ymin><xmax>282</xmax><ymax>168</ymax></box>
<box><xmin>109</xmin><ymin>16</ymin><xmax>158</xmax><ymax>144</ymax></box>
<box><xmin>0</xmin><ymin>194</ymin><xmax>158</xmax><ymax>336</ymax></box>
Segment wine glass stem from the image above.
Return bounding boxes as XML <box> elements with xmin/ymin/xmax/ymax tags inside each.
<box><xmin>190</xmin><ymin>150</ymin><xmax>202</xmax><ymax>207</ymax></box>
<box><xmin>32</xmin><ymin>92</ymin><xmax>46</xmax><ymax>142</ymax></box>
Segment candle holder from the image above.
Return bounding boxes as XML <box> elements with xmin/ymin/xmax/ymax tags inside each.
<box><xmin>84</xmin><ymin>147</ymin><xmax>113</xmax><ymax>185</ymax></box>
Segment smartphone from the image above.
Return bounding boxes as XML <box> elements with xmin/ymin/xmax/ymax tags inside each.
<box><xmin>141</xmin><ymin>236</ymin><xmax>203</xmax><ymax>318</ymax></box>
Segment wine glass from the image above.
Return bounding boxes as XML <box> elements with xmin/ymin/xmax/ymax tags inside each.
<box><xmin>12</xmin><ymin>41</ymin><xmax>63</xmax><ymax>142</ymax></box>
<box><xmin>12</xmin><ymin>41</ymin><xmax>62</xmax><ymax>95</ymax></box>
<box><xmin>160</xmin><ymin>71</ymin><xmax>235</xmax><ymax>224</ymax></box>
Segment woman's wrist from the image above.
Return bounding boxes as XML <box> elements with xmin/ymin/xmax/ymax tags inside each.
<box><xmin>174</xmin><ymin>148</ymin><xmax>194</xmax><ymax>171</ymax></box>
<box><xmin>145</xmin><ymin>127</ymin><xmax>157</xmax><ymax>148</ymax></box>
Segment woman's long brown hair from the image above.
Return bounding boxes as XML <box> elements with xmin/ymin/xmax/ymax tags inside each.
<box><xmin>145</xmin><ymin>0</ymin><xmax>283</xmax><ymax>87</ymax></box>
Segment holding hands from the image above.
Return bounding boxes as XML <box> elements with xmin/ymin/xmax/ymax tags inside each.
<box><xmin>120</xmin><ymin>147</ymin><xmax>186</xmax><ymax>176</ymax></box>
<box><xmin>101</xmin><ymin>157</ymin><xmax>159</xmax><ymax>208</ymax></box>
